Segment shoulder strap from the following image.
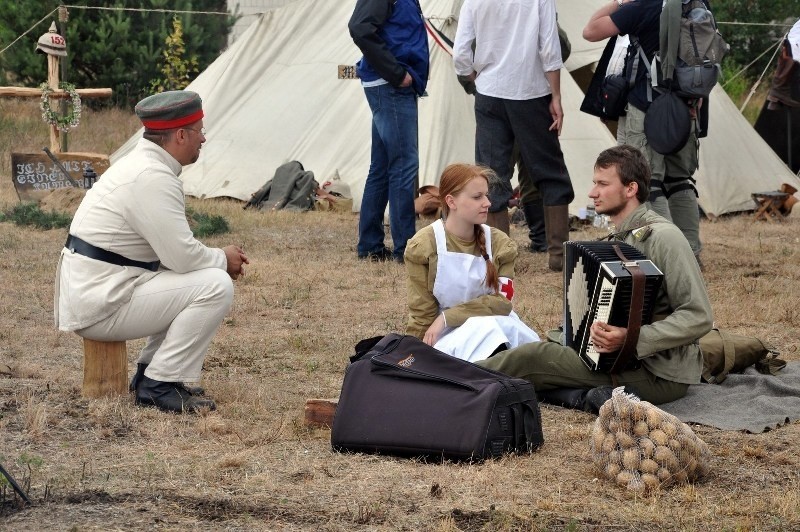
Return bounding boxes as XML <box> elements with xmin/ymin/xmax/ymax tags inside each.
<box><xmin>701</xmin><ymin>327</ymin><xmax>736</xmax><ymax>384</ymax></box>
<box><xmin>609</xmin><ymin>244</ymin><xmax>646</xmax><ymax>375</ymax></box>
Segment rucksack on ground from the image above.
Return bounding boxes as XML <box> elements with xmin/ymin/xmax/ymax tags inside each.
<box><xmin>660</xmin><ymin>0</ymin><xmax>729</xmax><ymax>99</ymax></box>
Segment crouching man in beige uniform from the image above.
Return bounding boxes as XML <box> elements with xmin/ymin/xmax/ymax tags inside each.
<box><xmin>55</xmin><ymin>90</ymin><xmax>249</xmax><ymax>413</ymax></box>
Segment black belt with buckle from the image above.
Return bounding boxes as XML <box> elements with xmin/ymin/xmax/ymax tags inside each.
<box><xmin>65</xmin><ymin>234</ymin><xmax>160</xmax><ymax>272</ymax></box>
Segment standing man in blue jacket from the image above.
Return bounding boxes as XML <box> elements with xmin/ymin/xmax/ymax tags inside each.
<box><xmin>348</xmin><ymin>0</ymin><xmax>429</xmax><ymax>263</ymax></box>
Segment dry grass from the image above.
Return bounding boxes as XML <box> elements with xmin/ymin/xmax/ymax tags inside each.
<box><xmin>1</xmin><ymin>102</ymin><xmax>800</xmax><ymax>530</ymax></box>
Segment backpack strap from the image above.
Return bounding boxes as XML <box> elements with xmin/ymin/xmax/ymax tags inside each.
<box><xmin>701</xmin><ymin>327</ymin><xmax>736</xmax><ymax>384</ymax></box>
<box><xmin>628</xmin><ymin>36</ymin><xmax>655</xmax><ymax>103</ymax></box>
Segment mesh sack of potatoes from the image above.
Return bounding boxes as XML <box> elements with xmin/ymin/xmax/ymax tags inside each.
<box><xmin>589</xmin><ymin>387</ymin><xmax>711</xmax><ymax>493</ymax></box>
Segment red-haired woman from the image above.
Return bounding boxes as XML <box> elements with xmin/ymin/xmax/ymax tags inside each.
<box><xmin>404</xmin><ymin>163</ymin><xmax>539</xmax><ymax>361</ymax></box>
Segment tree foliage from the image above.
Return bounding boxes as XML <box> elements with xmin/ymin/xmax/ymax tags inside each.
<box><xmin>150</xmin><ymin>17</ymin><xmax>200</xmax><ymax>93</ymax></box>
<box><xmin>712</xmin><ymin>1</ymin><xmax>797</xmax><ymax>83</ymax></box>
<box><xmin>0</xmin><ymin>1</ymin><xmax>235</xmax><ymax>108</ymax></box>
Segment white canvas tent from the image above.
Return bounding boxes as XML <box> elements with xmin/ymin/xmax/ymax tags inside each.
<box><xmin>113</xmin><ymin>0</ymin><xmax>800</xmax><ymax>217</ymax></box>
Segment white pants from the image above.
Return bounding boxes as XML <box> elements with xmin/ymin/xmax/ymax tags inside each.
<box><xmin>78</xmin><ymin>268</ymin><xmax>234</xmax><ymax>383</ymax></box>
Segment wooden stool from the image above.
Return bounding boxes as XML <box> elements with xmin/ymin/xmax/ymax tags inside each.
<box><xmin>751</xmin><ymin>192</ymin><xmax>789</xmax><ymax>222</ymax></box>
<box><xmin>82</xmin><ymin>338</ymin><xmax>128</xmax><ymax>398</ymax></box>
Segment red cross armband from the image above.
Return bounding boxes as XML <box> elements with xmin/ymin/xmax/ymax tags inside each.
<box><xmin>498</xmin><ymin>277</ymin><xmax>514</xmax><ymax>301</ymax></box>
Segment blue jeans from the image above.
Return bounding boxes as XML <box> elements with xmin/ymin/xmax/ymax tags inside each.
<box><xmin>358</xmin><ymin>84</ymin><xmax>419</xmax><ymax>259</ymax></box>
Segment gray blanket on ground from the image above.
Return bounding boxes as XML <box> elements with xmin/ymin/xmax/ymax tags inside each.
<box><xmin>659</xmin><ymin>362</ymin><xmax>800</xmax><ymax>433</ymax></box>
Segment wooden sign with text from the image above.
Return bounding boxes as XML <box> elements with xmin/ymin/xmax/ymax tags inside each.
<box><xmin>11</xmin><ymin>152</ymin><xmax>110</xmax><ymax>202</ymax></box>
<box><xmin>337</xmin><ymin>65</ymin><xmax>358</xmax><ymax>79</ymax></box>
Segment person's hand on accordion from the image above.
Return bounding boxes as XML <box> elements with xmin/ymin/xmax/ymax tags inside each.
<box><xmin>590</xmin><ymin>321</ymin><xmax>627</xmax><ymax>354</ymax></box>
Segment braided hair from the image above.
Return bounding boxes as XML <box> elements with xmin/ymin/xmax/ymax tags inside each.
<box><xmin>439</xmin><ymin>163</ymin><xmax>500</xmax><ymax>292</ymax></box>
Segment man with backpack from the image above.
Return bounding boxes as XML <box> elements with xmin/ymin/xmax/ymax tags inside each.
<box><xmin>583</xmin><ymin>0</ymin><xmax>714</xmax><ymax>266</ymax></box>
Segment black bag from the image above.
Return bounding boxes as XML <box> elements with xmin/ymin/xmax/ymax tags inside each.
<box><xmin>331</xmin><ymin>334</ymin><xmax>544</xmax><ymax>461</ymax></box>
<box><xmin>600</xmin><ymin>73</ymin><xmax>630</xmax><ymax>120</ymax></box>
<box><xmin>644</xmin><ymin>89</ymin><xmax>692</xmax><ymax>155</ymax></box>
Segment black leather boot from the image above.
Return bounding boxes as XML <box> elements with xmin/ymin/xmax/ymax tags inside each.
<box><xmin>584</xmin><ymin>385</ymin><xmax>641</xmax><ymax>414</ymax></box>
<box><xmin>135</xmin><ymin>376</ymin><xmax>216</xmax><ymax>413</ymax></box>
<box><xmin>537</xmin><ymin>388</ymin><xmax>589</xmax><ymax>410</ymax></box>
<box><xmin>129</xmin><ymin>363</ymin><xmax>147</xmax><ymax>393</ymax></box>
<box><xmin>130</xmin><ymin>363</ymin><xmax>205</xmax><ymax>396</ymax></box>
<box><xmin>522</xmin><ymin>198</ymin><xmax>547</xmax><ymax>252</ymax></box>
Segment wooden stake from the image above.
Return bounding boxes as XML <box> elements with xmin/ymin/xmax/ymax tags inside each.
<box><xmin>47</xmin><ymin>54</ymin><xmax>60</xmax><ymax>153</ymax></box>
<box><xmin>82</xmin><ymin>338</ymin><xmax>128</xmax><ymax>398</ymax></box>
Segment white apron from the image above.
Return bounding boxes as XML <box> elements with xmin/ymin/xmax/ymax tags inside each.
<box><xmin>430</xmin><ymin>219</ymin><xmax>539</xmax><ymax>362</ymax></box>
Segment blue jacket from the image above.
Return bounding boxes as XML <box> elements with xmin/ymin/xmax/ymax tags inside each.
<box><xmin>348</xmin><ymin>0</ymin><xmax>430</xmax><ymax>96</ymax></box>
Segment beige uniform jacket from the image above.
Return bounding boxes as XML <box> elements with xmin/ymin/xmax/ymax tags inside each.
<box><xmin>55</xmin><ymin>138</ymin><xmax>226</xmax><ymax>331</ymax></box>
<box><xmin>404</xmin><ymin>224</ymin><xmax>517</xmax><ymax>339</ymax></box>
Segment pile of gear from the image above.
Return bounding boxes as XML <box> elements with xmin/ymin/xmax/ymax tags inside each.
<box><xmin>245</xmin><ymin>161</ymin><xmax>352</xmax><ymax>213</ymax></box>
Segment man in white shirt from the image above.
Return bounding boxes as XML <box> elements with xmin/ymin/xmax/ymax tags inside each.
<box><xmin>55</xmin><ymin>90</ymin><xmax>249</xmax><ymax>414</ymax></box>
<box><xmin>453</xmin><ymin>0</ymin><xmax>574</xmax><ymax>271</ymax></box>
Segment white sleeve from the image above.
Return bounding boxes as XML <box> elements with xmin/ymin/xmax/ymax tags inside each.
<box><xmin>453</xmin><ymin>0</ymin><xmax>476</xmax><ymax>75</ymax></box>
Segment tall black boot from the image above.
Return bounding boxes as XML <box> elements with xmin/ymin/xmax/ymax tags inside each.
<box><xmin>537</xmin><ymin>388</ymin><xmax>589</xmax><ymax>410</ymax></box>
<box><xmin>522</xmin><ymin>198</ymin><xmax>546</xmax><ymax>252</ymax></box>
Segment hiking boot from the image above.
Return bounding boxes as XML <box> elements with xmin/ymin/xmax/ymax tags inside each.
<box><xmin>358</xmin><ymin>247</ymin><xmax>393</xmax><ymax>262</ymax></box>
<box><xmin>544</xmin><ymin>205</ymin><xmax>570</xmax><ymax>271</ymax></box>
<box><xmin>584</xmin><ymin>385</ymin><xmax>640</xmax><ymax>415</ymax></box>
<box><xmin>130</xmin><ymin>363</ymin><xmax>204</xmax><ymax>396</ymax></box>
<box><xmin>135</xmin><ymin>376</ymin><xmax>216</xmax><ymax>414</ymax></box>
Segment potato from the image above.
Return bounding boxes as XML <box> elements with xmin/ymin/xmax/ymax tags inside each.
<box><xmin>641</xmin><ymin>473</ymin><xmax>660</xmax><ymax>491</ymax></box>
<box><xmin>616</xmin><ymin>431</ymin><xmax>636</xmax><ymax>449</ymax></box>
<box><xmin>649</xmin><ymin>429</ymin><xmax>668</xmax><ymax>446</ymax></box>
<box><xmin>684</xmin><ymin>457</ymin><xmax>698</xmax><ymax>477</ymax></box>
<box><xmin>662</xmin><ymin>419</ymin><xmax>678</xmax><ymax>438</ymax></box>
<box><xmin>601</xmin><ymin>433</ymin><xmax>616</xmax><ymax>453</ymax></box>
<box><xmin>667</xmin><ymin>438</ymin><xmax>682</xmax><ymax>454</ymax></box>
<box><xmin>616</xmin><ymin>469</ymin><xmax>635</xmax><ymax>487</ymax></box>
<box><xmin>608</xmin><ymin>449</ymin><xmax>622</xmax><ymax>467</ymax></box>
<box><xmin>633</xmin><ymin>420</ymin><xmax>650</xmax><ymax>437</ymax></box>
<box><xmin>592</xmin><ymin>427</ymin><xmax>606</xmax><ymax>452</ymax></box>
<box><xmin>630</xmin><ymin>402</ymin><xmax>648</xmax><ymax>422</ymax></box>
<box><xmin>598</xmin><ymin>401</ymin><xmax>612</xmax><ymax>422</ymax></box>
<box><xmin>640</xmin><ymin>458</ymin><xmax>660</xmax><ymax>475</ymax></box>
<box><xmin>622</xmin><ymin>447</ymin><xmax>641</xmax><ymax>470</ymax></box>
<box><xmin>646</xmin><ymin>407</ymin><xmax>664</xmax><ymax>429</ymax></box>
<box><xmin>639</xmin><ymin>437</ymin><xmax>656</xmax><ymax>458</ymax></box>
<box><xmin>627</xmin><ymin>476</ymin><xmax>646</xmax><ymax>493</ymax></box>
<box><xmin>605</xmin><ymin>461</ymin><xmax>622</xmax><ymax>479</ymax></box>
<box><xmin>615</xmin><ymin>401</ymin><xmax>632</xmax><ymax>420</ymax></box>
<box><xmin>654</xmin><ymin>446</ymin><xmax>679</xmax><ymax>471</ymax></box>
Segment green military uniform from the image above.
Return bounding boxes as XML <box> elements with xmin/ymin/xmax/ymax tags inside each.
<box><xmin>478</xmin><ymin>205</ymin><xmax>713</xmax><ymax>404</ymax></box>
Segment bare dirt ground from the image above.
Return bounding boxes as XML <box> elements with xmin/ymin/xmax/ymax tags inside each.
<box><xmin>1</xmin><ymin>100</ymin><xmax>799</xmax><ymax>530</ymax></box>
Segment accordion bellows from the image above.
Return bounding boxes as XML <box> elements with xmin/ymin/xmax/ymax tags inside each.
<box><xmin>564</xmin><ymin>241</ymin><xmax>663</xmax><ymax>372</ymax></box>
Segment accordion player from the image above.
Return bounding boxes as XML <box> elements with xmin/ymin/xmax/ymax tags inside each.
<box><xmin>563</xmin><ymin>240</ymin><xmax>663</xmax><ymax>373</ymax></box>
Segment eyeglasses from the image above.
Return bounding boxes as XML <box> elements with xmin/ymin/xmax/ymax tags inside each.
<box><xmin>183</xmin><ymin>126</ymin><xmax>206</xmax><ymax>136</ymax></box>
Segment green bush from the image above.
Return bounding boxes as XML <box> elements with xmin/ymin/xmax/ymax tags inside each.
<box><xmin>2</xmin><ymin>202</ymin><xmax>71</xmax><ymax>230</ymax></box>
<box><xmin>187</xmin><ymin>207</ymin><xmax>230</xmax><ymax>238</ymax></box>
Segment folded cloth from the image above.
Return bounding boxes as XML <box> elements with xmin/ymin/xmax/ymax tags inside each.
<box><xmin>659</xmin><ymin>362</ymin><xmax>800</xmax><ymax>433</ymax></box>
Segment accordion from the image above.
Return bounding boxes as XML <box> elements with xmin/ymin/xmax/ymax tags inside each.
<box><xmin>563</xmin><ymin>241</ymin><xmax>663</xmax><ymax>372</ymax></box>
